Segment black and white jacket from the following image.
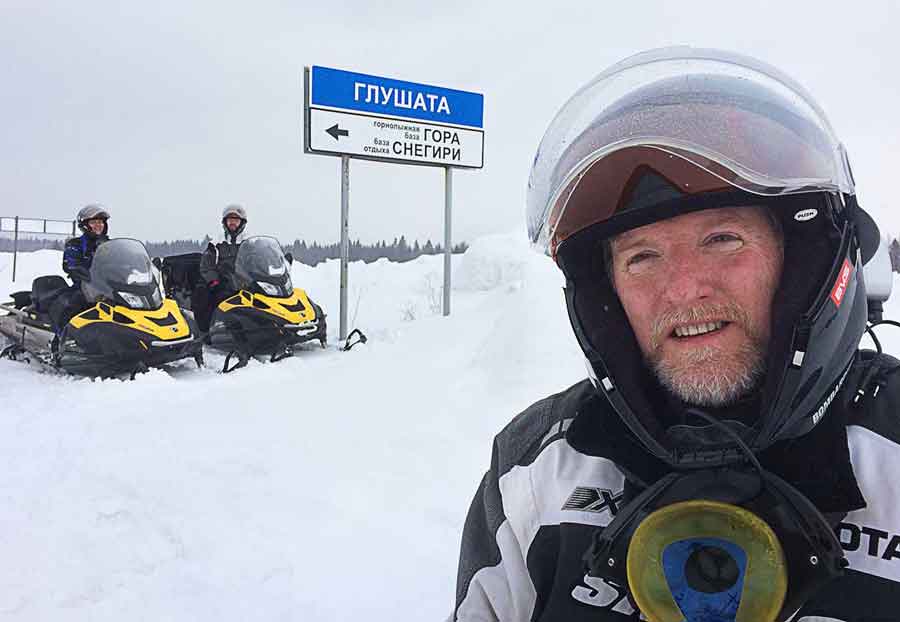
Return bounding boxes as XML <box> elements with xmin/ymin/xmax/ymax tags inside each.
<box><xmin>199</xmin><ymin>231</ymin><xmax>246</xmax><ymax>289</ymax></box>
<box><xmin>452</xmin><ymin>351</ymin><xmax>900</xmax><ymax>621</ymax></box>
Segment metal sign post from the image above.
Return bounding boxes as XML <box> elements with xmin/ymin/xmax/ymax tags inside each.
<box><xmin>303</xmin><ymin>65</ymin><xmax>484</xmax><ymax>332</ymax></box>
<box><xmin>444</xmin><ymin>167</ymin><xmax>452</xmax><ymax>316</ymax></box>
<box><xmin>340</xmin><ymin>156</ymin><xmax>350</xmax><ymax>341</ymax></box>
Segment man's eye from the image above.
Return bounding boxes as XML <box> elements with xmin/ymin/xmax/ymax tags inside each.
<box><xmin>623</xmin><ymin>252</ymin><xmax>660</xmax><ymax>273</ymax></box>
<box><xmin>626</xmin><ymin>252</ymin><xmax>655</xmax><ymax>265</ymax></box>
<box><xmin>705</xmin><ymin>233</ymin><xmax>743</xmax><ymax>250</ymax></box>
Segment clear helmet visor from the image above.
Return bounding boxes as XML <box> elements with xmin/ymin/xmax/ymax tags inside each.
<box><xmin>527</xmin><ymin>47</ymin><xmax>855</xmax><ymax>255</ymax></box>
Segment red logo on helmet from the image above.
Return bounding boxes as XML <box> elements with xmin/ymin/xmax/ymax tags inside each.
<box><xmin>830</xmin><ymin>259</ymin><xmax>853</xmax><ymax>307</ymax></box>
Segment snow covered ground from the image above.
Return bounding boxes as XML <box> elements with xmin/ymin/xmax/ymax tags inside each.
<box><xmin>0</xmin><ymin>235</ymin><xmax>586</xmax><ymax>621</ymax></box>
<box><xmin>3</xmin><ymin>237</ymin><xmax>900</xmax><ymax>621</ymax></box>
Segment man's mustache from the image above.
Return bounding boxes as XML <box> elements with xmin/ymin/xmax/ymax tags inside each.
<box><xmin>650</xmin><ymin>302</ymin><xmax>754</xmax><ymax>350</ymax></box>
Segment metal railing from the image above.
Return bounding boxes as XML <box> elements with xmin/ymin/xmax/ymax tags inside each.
<box><xmin>0</xmin><ymin>216</ymin><xmax>77</xmax><ymax>282</ymax></box>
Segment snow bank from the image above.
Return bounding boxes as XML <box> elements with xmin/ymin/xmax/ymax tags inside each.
<box><xmin>0</xmin><ymin>240</ymin><xmax>584</xmax><ymax>622</ymax></box>
<box><xmin>455</xmin><ymin>232</ymin><xmax>533</xmax><ymax>291</ymax></box>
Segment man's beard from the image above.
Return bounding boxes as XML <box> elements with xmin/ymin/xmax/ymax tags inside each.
<box><xmin>647</xmin><ymin>303</ymin><xmax>768</xmax><ymax>407</ymax></box>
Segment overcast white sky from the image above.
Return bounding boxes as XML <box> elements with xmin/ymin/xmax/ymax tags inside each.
<box><xmin>2</xmin><ymin>1</ymin><xmax>898</xmax><ymax>244</ymax></box>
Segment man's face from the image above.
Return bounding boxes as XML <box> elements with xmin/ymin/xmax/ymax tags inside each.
<box><xmin>224</xmin><ymin>216</ymin><xmax>241</xmax><ymax>232</ymax></box>
<box><xmin>609</xmin><ymin>206</ymin><xmax>783</xmax><ymax>407</ymax></box>
<box><xmin>86</xmin><ymin>218</ymin><xmax>105</xmax><ymax>235</ymax></box>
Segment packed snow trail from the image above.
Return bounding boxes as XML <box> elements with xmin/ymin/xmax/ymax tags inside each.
<box><xmin>0</xmin><ymin>236</ymin><xmax>587</xmax><ymax>621</ymax></box>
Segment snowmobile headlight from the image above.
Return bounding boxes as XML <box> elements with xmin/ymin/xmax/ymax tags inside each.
<box><xmin>118</xmin><ymin>291</ymin><xmax>146</xmax><ymax>309</ymax></box>
<box><xmin>258</xmin><ymin>281</ymin><xmax>279</xmax><ymax>296</ymax></box>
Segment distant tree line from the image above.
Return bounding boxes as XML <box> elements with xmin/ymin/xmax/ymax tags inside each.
<box><xmin>283</xmin><ymin>236</ymin><xmax>469</xmax><ymax>266</ymax></box>
<box><xmin>143</xmin><ymin>238</ymin><xmax>210</xmax><ymax>257</ymax></box>
<box><xmin>1</xmin><ymin>235</ymin><xmax>468</xmax><ymax>265</ymax></box>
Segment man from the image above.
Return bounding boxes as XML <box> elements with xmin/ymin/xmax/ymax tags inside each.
<box><xmin>49</xmin><ymin>204</ymin><xmax>110</xmax><ymax>340</ymax></box>
<box><xmin>452</xmin><ymin>48</ymin><xmax>899</xmax><ymax>621</ymax></box>
<box><xmin>193</xmin><ymin>204</ymin><xmax>248</xmax><ymax>332</ymax></box>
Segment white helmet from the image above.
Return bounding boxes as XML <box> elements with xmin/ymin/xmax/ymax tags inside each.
<box><xmin>221</xmin><ymin>204</ymin><xmax>247</xmax><ymax>238</ymax></box>
<box><xmin>76</xmin><ymin>204</ymin><xmax>110</xmax><ymax>236</ymax></box>
<box><xmin>527</xmin><ymin>46</ymin><xmax>877</xmax><ymax>261</ymax></box>
<box><xmin>222</xmin><ymin>204</ymin><xmax>247</xmax><ymax>221</ymax></box>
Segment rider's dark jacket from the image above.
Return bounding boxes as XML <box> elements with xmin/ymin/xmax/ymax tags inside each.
<box><xmin>62</xmin><ymin>233</ymin><xmax>107</xmax><ymax>285</ymax></box>
<box><xmin>199</xmin><ymin>231</ymin><xmax>244</xmax><ymax>290</ymax></box>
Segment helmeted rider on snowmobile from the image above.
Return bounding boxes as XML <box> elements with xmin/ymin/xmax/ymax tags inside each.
<box><xmin>193</xmin><ymin>204</ymin><xmax>248</xmax><ymax>332</ymax></box>
<box><xmin>452</xmin><ymin>47</ymin><xmax>899</xmax><ymax>622</ymax></box>
<box><xmin>49</xmin><ymin>204</ymin><xmax>110</xmax><ymax>340</ymax></box>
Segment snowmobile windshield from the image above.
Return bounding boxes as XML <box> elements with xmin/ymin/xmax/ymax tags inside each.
<box><xmin>83</xmin><ymin>238</ymin><xmax>164</xmax><ymax>310</ymax></box>
<box><xmin>233</xmin><ymin>236</ymin><xmax>294</xmax><ymax>297</ymax></box>
<box><xmin>526</xmin><ymin>46</ymin><xmax>856</xmax><ymax>255</ymax></box>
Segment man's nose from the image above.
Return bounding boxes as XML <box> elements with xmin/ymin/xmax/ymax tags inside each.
<box><xmin>659</xmin><ymin>252</ymin><xmax>716</xmax><ymax>305</ymax></box>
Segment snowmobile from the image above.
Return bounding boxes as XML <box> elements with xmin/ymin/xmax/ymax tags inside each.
<box><xmin>0</xmin><ymin>238</ymin><xmax>202</xmax><ymax>378</ymax></box>
<box><xmin>159</xmin><ymin>236</ymin><xmax>327</xmax><ymax>373</ymax></box>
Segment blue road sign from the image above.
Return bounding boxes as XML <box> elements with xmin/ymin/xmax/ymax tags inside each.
<box><xmin>310</xmin><ymin>66</ymin><xmax>483</xmax><ymax>129</ymax></box>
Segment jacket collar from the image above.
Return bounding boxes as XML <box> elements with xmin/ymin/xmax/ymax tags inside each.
<box><xmin>566</xmin><ymin>377</ymin><xmax>865</xmax><ymax>514</ymax></box>
<box><xmin>222</xmin><ymin>231</ymin><xmax>246</xmax><ymax>245</ymax></box>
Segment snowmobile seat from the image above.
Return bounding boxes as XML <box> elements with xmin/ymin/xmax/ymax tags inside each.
<box><xmin>161</xmin><ymin>253</ymin><xmax>202</xmax><ymax>297</ymax></box>
<box><xmin>31</xmin><ymin>275</ymin><xmax>70</xmax><ymax>313</ymax></box>
<box><xmin>10</xmin><ymin>290</ymin><xmax>33</xmax><ymax>309</ymax></box>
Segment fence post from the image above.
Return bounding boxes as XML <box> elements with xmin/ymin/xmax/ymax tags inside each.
<box><xmin>12</xmin><ymin>216</ymin><xmax>19</xmax><ymax>283</ymax></box>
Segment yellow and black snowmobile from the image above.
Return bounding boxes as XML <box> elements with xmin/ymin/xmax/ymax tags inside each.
<box><xmin>160</xmin><ymin>236</ymin><xmax>326</xmax><ymax>373</ymax></box>
<box><xmin>0</xmin><ymin>238</ymin><xmax>202</xmax><ymax>377</ymax></box>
